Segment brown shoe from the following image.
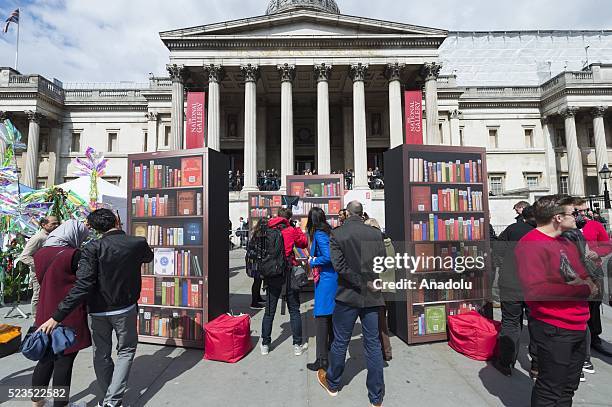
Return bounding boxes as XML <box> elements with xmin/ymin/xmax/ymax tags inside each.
<box><xmin>317</xmin><ymin>369</ymin><xmax>338</xmax><ymax>397</ymax></box>
<box><xmin>371</xmin><ymin>402</ymin><xmax>384</xmax><ymax>407</ymax></box>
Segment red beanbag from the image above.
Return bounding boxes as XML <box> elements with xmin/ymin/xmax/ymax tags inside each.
<box><xmin>204</xmin><ymin>314</ymin><xmax>252</xmax><ymax>363</ymax></box>
<box><xmin>447</xmin><ymin>311</ymin><xmax>501</xmax><ymax>361</ymax></box>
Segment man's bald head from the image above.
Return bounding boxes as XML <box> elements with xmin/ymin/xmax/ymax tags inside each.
<box><xmin>346</xmin><ymin>201</ymin><xmax>363</xmax><ymax>217</ymax></box>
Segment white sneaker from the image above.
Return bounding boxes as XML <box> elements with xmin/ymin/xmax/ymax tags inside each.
<box><xmin>260</xmin><ymin>343</ymin><xmax>270</xmax><ymax>355</ymax></box>
<box><xmin>294</xmin><ymin>343</ymin><xmax>308</xmax><ymax>356</ymax></box>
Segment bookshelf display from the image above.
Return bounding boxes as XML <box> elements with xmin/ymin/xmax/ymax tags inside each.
<box><xmin>285</xmin><ymin>174</ymin><xmax>345</xmax><ymax>230</ymax></box>
<box><xmin>128</xmin><ymin>148</ymin><xmax>229</xmax><ymax>349</ymax></box>
<box><xmin>384</xmin><ymin>144</ymin><xmax>492</xmax><ymax>345</ymax></box>
<box><xmin>247</xmin><ymin>192</ymin><xmax>284</xmax><ymax>229</ymax></box>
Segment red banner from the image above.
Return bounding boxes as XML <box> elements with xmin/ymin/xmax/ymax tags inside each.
<box><xmin>404</xmin><ymin>90</ymin><xmax>423</xmax><ymax>144</ymax></box>
<box><xmin>186</xmin><ymin>92</ymin><xmax>206</xmax><ymax>149</ymax></box>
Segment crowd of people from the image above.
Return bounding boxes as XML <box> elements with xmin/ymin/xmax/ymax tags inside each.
<box><xmin>13</xmin><ymin>209</ymin><xmax>153</xmax><ymax>407</ymax></box>
<box><xmin>11</xmin><ymin>189</ymin><xmax>612</xmax><ymax>406</ymax></box>
<box><xmin>492</xmin><ymin>195</ymin><xmax>612</xmax><ymax>406</ymax></box>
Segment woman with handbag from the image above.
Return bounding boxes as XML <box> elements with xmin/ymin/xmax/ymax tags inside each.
<box><xmin>31</xmin><ymin>220</ymin><xmax>91</xmax><ymax>407</ymax></box>
<box><xmin>306</xmin><ymin>207</ymin><xmax>338</xmax><ymax>372</ymax></box>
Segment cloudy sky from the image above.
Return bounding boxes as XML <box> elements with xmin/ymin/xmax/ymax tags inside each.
<box><xmin>0</xmin><ymin>0</ymin><xmax>610</xmax><ymax>83</ymax></box>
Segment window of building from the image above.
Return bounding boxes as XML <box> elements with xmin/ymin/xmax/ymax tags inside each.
<box><xmin>559</xmin><ymin>175</ymin><xmax>569</xmax><ymax>195</ymax></box>
<box><xmin>488</xmin><ymin>128</ymin><xmax>499</xmax><ymax>149</ymax></box>
<box><xmin>39</xmin><ymin>134</ymin><xmax>49</xmax><ymax>153</ymax></box>
<box><xmin>488</xmin><ymin>174</ymin><xmax>504</xmax><ymax>196</ymax></box>
<box><xmin>459</xmin><ymin>127</ymin><xmax>465</xmax><ymax>146</ymax></box>
<box><xmin>107</xmin><ymin>132</ymin><xmax>118</xmax><ymax>152</ymax></box>
<box><xmin>103</xmin><ymin>176</ymin><xmax>120</xmax><ymax>186</ymax></box>
<box><xmin>587</xmin><ymin>127</ymin><xmax>595</xmax><ymax>148</ymax></box>
<box><xmin>555</xmin><ymin>128</ymin><xmax>566</xmax><ymax>148</ymax></box>
<box><xmin>438</xmin><ymin>123</ymin><xmax>444</xmax><ymax>144</ymax></box>
<box><xmin>70</xmin><ymin>132</ymin><xmax>81</xmax><ymax>153</ymax></box>
<box><xmin>524</xmin><ymin>128</ymin><xmax>534</xmax><ymax>148</ymax></box>
<box><xmin>524</xmin><ymin>173</ymin><xmax>541</xmax><ymax>189</ymax></box>
<box><xmin>164</xmin><ymin>126</ymin><xmax>171</xmax><ymax>147</ymax></box>
<box><xmin>143</xmin><ymin>131</ymin><xmax>148</xmax><ymax>151</ymax></box>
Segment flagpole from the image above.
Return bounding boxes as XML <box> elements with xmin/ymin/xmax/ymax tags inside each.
<box><xmin>14</xmin><ymin>17</ymin><xmax>19</xmax><ymax>71</ymax></box>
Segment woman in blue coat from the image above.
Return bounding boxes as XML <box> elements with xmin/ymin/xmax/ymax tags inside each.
<box><xmin>306</xmin><ymin>207</ymin><xmax>338</xmax><ymax>372</ymax></box>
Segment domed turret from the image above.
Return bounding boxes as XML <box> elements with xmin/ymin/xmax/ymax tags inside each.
<box><xmin>266</xmin><ymin>0</ymin><xmax>340</xmax><ymax>15</ymax></box>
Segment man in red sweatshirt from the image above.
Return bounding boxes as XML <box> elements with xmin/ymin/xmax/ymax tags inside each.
<box><xmin>574</xmin><ymin>199</ymin><xmax>612</xmax><ymax>368</ymax></box>
<box><xmin>516</xmin><ymin>195</ymin><xmax>598</xmax><ymax>407</ymax></box>
<box><xmin>260</xmin><ymin>207</ymin><xmax>309</xmax><ymax>356</ymax></box>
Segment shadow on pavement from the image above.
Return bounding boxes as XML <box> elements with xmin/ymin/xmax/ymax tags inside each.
<box><xmin>479</xmin><ymin>363</ymin><xmax>533</xmax><ymax>407</ymax></box>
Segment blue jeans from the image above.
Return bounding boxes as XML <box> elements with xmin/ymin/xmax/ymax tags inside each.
<box><xmin>327</xmin><ymin>301</ymin><xmax>385</xmax><ymax>405</ymax></box>
<box><xmin>261</xmin><ymin>283</ymin><xmax>302</xmax><ymax>346</ymax></box>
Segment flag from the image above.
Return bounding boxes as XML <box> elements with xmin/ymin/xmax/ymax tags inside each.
<box><xmin>3</xmin><ymin>9</ymin><xmax>19</xmax><ymax>33</ymax></box>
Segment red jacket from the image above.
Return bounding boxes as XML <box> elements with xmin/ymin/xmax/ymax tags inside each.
<box><xmin>516</xmin><ymin>228</ymin><xmax>590</xmax><ymax>331</ymax></box>
<box><xmin>268</xmin><ymin>217</ymin><xmax>308</xmax><ymax>266</ymax></box>
<box><xmin>34</xmin><ymin>246</ymin><xmax>92</xmax><ymax>354</ymax></box>
<box><xmin>582</xmin><ymin>220</ymin><xmax>612</xmax><ymax>260</ymax></box>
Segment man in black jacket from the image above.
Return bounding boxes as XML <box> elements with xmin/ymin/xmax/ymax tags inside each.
<box><xmin>493</xmin><ymin>205</ymin><xmax>537</xmax><ymax>377</ymax></box>
<box><xmin>317</xmin><ymin>201</ymin><xmax>386</xmax><ymax>407</ymax></box>
<box><xmin>39</xmin><ymin>209</ymin><xmax>153</xmax><ymax>407</ymax></box>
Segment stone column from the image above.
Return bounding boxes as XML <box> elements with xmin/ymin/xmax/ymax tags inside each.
<box><xmin>0</xmin><ymin>111</ymin><xmax>7</xmax><ymax>161</ymax></box>
<box><xmin>145</xmin><ymin>112</ymin><xmax>158</xmax><ymax>152</ymax></box>
<box><xmin>542</xmin><ymin>116</ymin><xmax>558</xmax><ymax>194</ymax></box>
<box><xmin>256</xmin><ymin>100</ymin><xmax>267</xmax><ymax>173</ymax></box>
<box><xmin>50</xmin><ymin>124</ymin><xmax>62</xmax><ymax>186</ymax></box>
<box><xmin>314</xmin><ymin>63</ymin><xmax>332</xmax><ymax>174</ymax></box>
<box><xmin>241</xmin><ymin>64</ymin><xmax>259</xmax><ymax>192</ymax></box>
<box><xmin>562</xmin><ymin>107</ymin><xmax>585</xmax><ymax>196</ymax></box>
<box><xmin>167</xmin><ymin>64</ymin><xmax>187</xmax><ymax>150</ymax></box>
<box><xmin>385</xmin><ymin>63</ymin><xmax>404</xmax><ymax>149</ymax></box>
<box><xmin>349</xmin><ymin>63</ymin><xmax>369</xmax><ymax>190</ymax></box>
<box><xmin>591</xmin><ymin>106</ymin><xmax>608</xmax><ymax>194</ymax></box>
<box><xmin>205</xmin><ymin>64</ymin><xmax>224</xmax><ymax>151</ymax></box>
<box><xmin>422</xmin><ymin>62</ymin><xmax>441</xmax><ymax>144</ymax></box>
<box><xmin>23</xmin><ymin>111</ymin><xmax>42</xmax><ymax>188</ymax></box>
<box><xmin>449</xmin><ymin>109</ymin><xmax>461</xmax><ymax>146</ymax></box>
<box><xmin>279</xmin><ymin>63</ymin><xmax>296</xmax><ymax>191</ymax></box>
<box><xmin>342</xmin><ymin>100</ymin><xmax>354</xmax><ymax>171</ymax></box>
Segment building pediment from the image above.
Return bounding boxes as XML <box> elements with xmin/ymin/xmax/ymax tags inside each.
<box><xmin>160</xmin><ymin>10</ymin><xmax>447</xmax><ymax>50</ymax></box>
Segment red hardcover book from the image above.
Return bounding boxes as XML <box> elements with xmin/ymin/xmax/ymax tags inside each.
<box><xmin>191</xmin><ymin>282</ymin><xmax>199</xmax><ymax>308</ymax></box>
<box><xmin>290</xmin><ymin>182</ymin><xmax>305</xmax><ymax>197</ymax></box>
<box><xmin>411</xmin><ymin>186</ymin><xmax>431</xmax><ymax>212</ymax></box>
<box><xmin>329</xmin><ymin>200</ymin><xmax>342</xmax><ymax>214</ymax></box>
<box><xmin>181</xmin><ymin>157</ymin><xmax>202</xmax><ymax>186</ymax></box>
<box><xmin>139</xmin><ymin>277</ymin><xmax>155</xmax><ymax>305</ymax></box>
<box><xmin>414</xmin><ymin>243</ymin><xmax>435</xmax><ymax>272</ymax></box>
<box><xmin>177</xmin><ymin>191</ymin><xmax>197</xmax><ymax>216</ymax></box>
<box><xmin>272</xmin><ymin>195</ymin><xmax>282</xmax><ymax>207</ymax></box>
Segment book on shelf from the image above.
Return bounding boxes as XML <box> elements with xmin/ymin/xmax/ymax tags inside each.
<box><xmin>328</xmin><ymin>200</ymin><xmax>342</xmax><ymax>214</ymax></box>
<box><xmin>133</xmin><ymin>222</ymin><xmax>148</xmax><ymax>239</ymax></box>
<box><xmin>154</xmin><ymin>248</ymin><xmax>175</xmax><ymax>276</ymax></box>
<box><xmin>177</xmin><ymin>191</ymin><xmax>197</xmax><ymax>216</ymax></box>
<box><xmin>184</xmin><ymin>222</ymin><xmax>202</xmax><ymax>245</ymax></box>
<box><xmin>132</xmin><ymin>194</ymin><xmax>174</xmax><ymax>218</ymax></box>
<box><xmin>250</xmin><ymin>195</ymin><xmax>283</xmax><ymax>207</ymax></box>
<box><xmin>152</xmin><ymin>278</ymin><xmax>203</xmax><ymax>307</ymax></box>
<box><xmin>250</xmin><ymin>208</ymin><xmax>271</xmax><ymax>218</ymax></box>
<box><xmin>181</xmin><ymin>157</ymin><xmax>203</xmax><ymax>186</ymax></box>
<box><xmin>138</xmin><ymin>308</ymin><xmax>203</xmax><ymax>342</ymax></box>
<box><xmin>413</xmin><ymin>243</ymin><xmax>435</xmax><ymax>272</ymax></box>
<box><xmin>139</xmin><ymin>277</ymin><xmax>155</xmax><ymax>305</ymax></box>
<box><xmin>133</xmin><ymin>161</ymin><xmax>182</xmax><ymax>189</ymax></box>
<box><xmin>411</xmin><ymin>186</ymin><xmax>431</xmax><ymax>212</ymax></box>
<box><xmin>138</xmin><ymin>225</ymin><xmax>185</xmax><ymax>246</ymax></box>
<box><xmin>409</xmin><ymin>158</ymin><xmax>482</xmax><ymax>183</ymax></box>
<box><xmin>428</xmin><ymin>188</ymin><xmax>483</xmax><ymax>212</ymax></box>
<box><xmin>290</xmin><ymin>182</ymin><xmax>305</xmax><ymax>197</ymax></box>
<box><xmin>302</xmin><ymin>181</ymin><xmax>341</xmax><ymax>198</ymax></box>
<box><xmin>151</xmin><ymin>248</ymin><xmax>199</xmax><ymax>277</ymax></box>
<box><xmin>412</xmin><ymin>216</ymin><xmax>485</xmax><ymax>242</ymax></box>
<box><xmin>425</xmin><ymin>305</ymin><xmax>446</xmax><ymax>334</ymax></box>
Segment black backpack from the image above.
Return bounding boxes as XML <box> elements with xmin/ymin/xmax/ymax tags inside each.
<box><xmin>246</xmin><ymin>221</ymin><xmax>288</xmax><ymax>279</ymax></box>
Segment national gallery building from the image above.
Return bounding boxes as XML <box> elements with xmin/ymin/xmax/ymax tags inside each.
<box><xmin>1</xmin><ymin>0</ymin><xmax>612</xmax><ymax>227</ymax></box>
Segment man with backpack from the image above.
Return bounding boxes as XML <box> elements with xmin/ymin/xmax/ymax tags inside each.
<box><xmin>253</xmin><ymin>208</ymin><xmax>308</xmax><ymax>356</ymax></box>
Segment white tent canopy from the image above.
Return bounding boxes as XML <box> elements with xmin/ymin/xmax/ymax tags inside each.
<box><xmin>55</xmin><ymin>177</ymin><xmax>127</xmax><ymax>222</ymax></box>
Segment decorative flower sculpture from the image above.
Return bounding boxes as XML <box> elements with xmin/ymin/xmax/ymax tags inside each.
<box><xmin>72</xmin><ymin>147</ymin><xmax>108</xmax><ymax>206</ymax></box>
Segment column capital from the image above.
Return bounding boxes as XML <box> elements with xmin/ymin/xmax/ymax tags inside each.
<box><xmin>450</xmin><ymin>109</ymin><xmax>460</xmax><ymax>119</ymax></box>
<box><xmin>560</xmin><ymin>107</ymin><xmax>579</xmax><ymax>119</ymax></box>
<box><xmin>277</xmin><ymin>63</ymin><xmax>296</xmax><ymax>83</ymax></box>
<box><xmin>145</xmin><ymin>111</ymin><xmax>158</xmax><ymax>122</ymax></box>
<box><xmin>26</xmin><ymin>111</ymin><xmax>43</xmax><ymax>124</ymax></box>
<box><xmin>204</xmin><ymin>64</ymin><xmax>225</xmax><ymax>83</ymax></box>
<box><xmin>384</xmin><ymin>63</ymin><xmax>405</xmax><ymax>82</ymax></box>
<box><xmin>167</xmin><ymin>64</ymin><xmax>188</xmax><ymax>83</ymax></box>
<box><xmin>421</xmin><ymin>62</ymin><xmax>442</xmax><ymax>81</ymax></box>
<box><xmin>541</xmin><ymin>115</ymin><xmax>552</xmax><ymax>125</ymax></box>
<box><xmin>349</xmin><ymin>63</ymin><xmax>369</xmax><ymax>83</ymax></box>
<box><xmin>240</xmin><ymin>64</ymin><xmax>260</xmax><ymax>83</ymax></box>
<box><xmin>592</xmin><ymin>106</ymin><xmax>607</xmax><ymax>118</ymax></box>
<box><xmin>314</xmin><ymin>63</ymin><xmax>332</xmax><ymax>82</ymax></box>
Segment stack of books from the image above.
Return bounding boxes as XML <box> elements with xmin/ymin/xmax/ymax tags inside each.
<box><xmin>411</xmin><ymin>186</ymin><xmax>483</xmax><ymax>212</ymax></box>
<box><xmin>412</xmin><ymin>216</ymin><xmax>485</xmax><ymax>241</ymax></box>
<box><xmin>137</xmin><ymin>308</ymin><xmax>203</xmax><ymax>341</ymax></box>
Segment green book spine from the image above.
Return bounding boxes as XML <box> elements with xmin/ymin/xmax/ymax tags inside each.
<box><xmin>175</xmin><ymin>278</ymin><xmax>180</xmax><ymax>306</ymax></box>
